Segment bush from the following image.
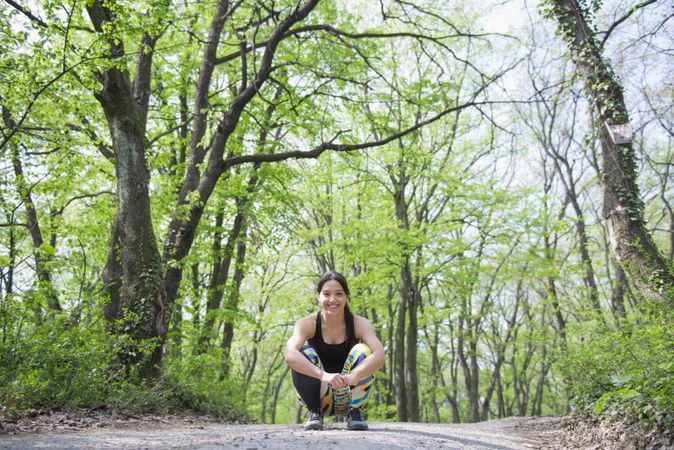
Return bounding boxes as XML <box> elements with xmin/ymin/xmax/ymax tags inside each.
<box><xmin>143</xmin><ymin>352</ymin><xmax>249</xmax><ymax>419</ymax></box>
<box><xmin>0</xmin><ymin>301</ymin><xmax>246</xmax><ymax>420</ymax></box>
<box><xmin>0</xmin><ymin>309</ymin><xmax>112</xmax><ymax>415</ymax></box>
<box><xmin>556</xmin><ymin>307</ymin><xmax>674</xmax><ymax>428</ymax></box>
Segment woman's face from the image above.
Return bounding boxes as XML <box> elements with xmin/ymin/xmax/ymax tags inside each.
<box><xmin>317</xmin><ymin>279</ymin><xmax>348</xmax><ymax>315</ymax></box>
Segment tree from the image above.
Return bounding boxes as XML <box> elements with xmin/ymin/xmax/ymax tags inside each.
<box><xmin>544</xmin><ymin>0</ymin><xmax>674</xmax><ymax>304</ymax></box>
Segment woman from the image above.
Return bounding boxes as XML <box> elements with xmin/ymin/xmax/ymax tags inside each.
<box><xmin>284</xmin><ymin>271</ymin><xmax>385</xmax><ymax>431</ymax></box>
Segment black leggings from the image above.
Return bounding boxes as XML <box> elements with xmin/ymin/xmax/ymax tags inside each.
<box><xmin>291</xmin><ymin>370</ymin><xmax>322</xmax><ymax>412</ymax></box>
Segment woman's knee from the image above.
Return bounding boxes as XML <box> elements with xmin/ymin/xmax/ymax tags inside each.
<box><xmin>349</xmin><ymin>342</ymin><xmax>372</xmax><ymax>357</ymax></box>
<box><xmin>301</xmin><ymin>344</ymin><xmax>323</xmax><ymax>368</ymax></box>
<box><xmin>345</xmin><ymin>343</ymin><xmax>373</xmax><ymax>371</ymax></box>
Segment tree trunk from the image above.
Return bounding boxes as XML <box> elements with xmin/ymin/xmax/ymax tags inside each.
<box><xmin>85</xmin><ymin>0</ymin><xmax>167</xmax><ymax>381</ymax></box>
<box><xmin>445</xmin><ymin>318</ymin><xmax>461</xmax><ymax>423</ymax></box>
<box><xmin>394</xmin><ymin>275</ymin><xmax>408</xmax><ymax>421</ymax></box>
<box><xmin>531</xmin><ymin>357</ymin><xmax>550</xmax><ymax>416</ymax></box>
<box><xmin>569</xmin><ymin>195</ymin><xmax>602</xmax><ymax>315</ymax></box>
<box><xmin>549</xmin><ymin>0</ymin><xmax>674</xmax><ymax>304</ymax></box>
<box><xmin>386</xmin><ymin>285</ymin><xmax>396</xmax><ymax>419</ymax></box>
<box><xmin>405</xmin><ymin>286</ymin><xmax>421</xmax><ymax>421</ymax></box>
<box><xmin>544</xmin><ymin>232</ymin><xmax>567</xmax><ymax>342</ymax></box>
<box><xmin>270</xmin><ymin>365</ymin><xmax>290</xmax><ymax>424</ymax></box>
<box><xmin>612</xmin><ymin>257</ymin><xmax>627</xmax><ymax>318</ymax></box>
<box><xmin>2</xmin><ymin>107</ymin><xmax>60</xmax><ymax>311</ymax></box>
<box><xmin>102</xmin><ymin>215</ymin><xmax>123</xmax><ymax>323</ymax></box>
<box><xmin>220</xmin><ymin>226</ymin><xmax>248</xmax><ymax>375</ymax></box>
<box><xmin>468</xmin><ymin>340</ymin><xmax>480</xmax><ymax>422</ymax></box>
<box><xmin>198</xmin><ymin>210</ymin><xmax>230</xmax><ymax>352</ymax></box>
<box><xmin>427</xmin><ymin>323</ymin><xmax>441</xmax><ymax>423</ymax></box>
<box><xmin>101</xmin><ymin>105</ymin><xmax>166</xmax><ymax>380</ymax></box>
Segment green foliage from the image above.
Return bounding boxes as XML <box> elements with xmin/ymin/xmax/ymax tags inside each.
<box><xmin>557</xmin><ymin>309</ymin><xmax>674</xmax><ymax>428</ymax></box>
<box><xmin>0</xmin><ymin>299</ymin><xmax>244</xmax><ymax>418</ymax></box>
<box><xmin>0</xmin><ymin>305</ymin><xmax>111</xmax><ymax>414</ymax></box>
<box><xmin>107</xmin><ymin>353</ymin><xmax>247</xmax><ymax>419</ymax></box>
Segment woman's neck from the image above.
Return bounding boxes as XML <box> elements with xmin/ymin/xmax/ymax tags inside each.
<box><xmin>321</xmin><ymin>309</ymin><xmax>344</xmax><ymax>325</ymax></box>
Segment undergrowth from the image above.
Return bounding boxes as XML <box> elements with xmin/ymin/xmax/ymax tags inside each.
<box><xmin>556</xmin><ymin>304</ymin><xmax>674</xmax><ymax>433</ymax></box>
<box><xmin>0</xmin><ymin>303</ymin><xmax>247</xmax><ymax>421</ymax></box>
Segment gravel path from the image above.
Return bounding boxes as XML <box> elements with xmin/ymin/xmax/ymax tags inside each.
<box><xmin>0</xmin><ymin>417</ymin><xmax>561</xmax><ymax>449</ymax></box>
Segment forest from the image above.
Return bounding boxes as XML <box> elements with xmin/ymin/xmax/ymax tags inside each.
<box><xmin>0</xmin><ymin>0</ymin><xmax>672</xmax><ymax>432</ymax></box>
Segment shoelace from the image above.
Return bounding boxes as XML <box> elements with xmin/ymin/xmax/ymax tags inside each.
<box><xmin>349</xmin><ymin>409</ymin><xmax>363</xmax><ymax>421</ymax></box>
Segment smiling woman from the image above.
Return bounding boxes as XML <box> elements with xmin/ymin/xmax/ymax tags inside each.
<box><xmin>284</xmin><ymin>271</ymin><xmax>386</xmax><ymax>431</ymax></box>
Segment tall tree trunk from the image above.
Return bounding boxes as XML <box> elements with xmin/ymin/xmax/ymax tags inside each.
<box><xmin>569</xmin><ymin>194</ymin><xmax>602</xmax><ymax>315</ymax></box>
<box><xmin>270</xmin><ymin>365</ymin><xmax>290</xmax><ymax>424</ymax></box>
<box><xmin>220</xmin><ymin>225</ymin><xmax>248</xmax><ymax>375</ymax></box>
<box><xmin>457</xmin><ymin>314</ymin><xmax>478</xmax><ymax>422</ymax></box>
<box><xmin>468</xmin><ymin>340</ymin><xmax>480</xmax><ymax>422</ymax></box>
<box><xmin>426</xmin><ymin>323</ymin><xmax>441</xmax><ymax>423</ymax></box>
<box><xmin>611</xmin><ymin>257</ymin><xmax>627</xmax><ymax>318</ymax></box>
<box><xmin>444</xmin><ymin>317</ymin><xmax>462</xmax><ymax>423</ymax></box>
<box><xmin>392</xmin><ymin>168</ymin><xmax>410</xmax><ymax>422</ymax></box>
<box><xmin>531</xmin><ymin>356</ymin><xmax>550</xmax><ymax>416</ymax></box>
<box><xmin>386</xmin><ymin>285</ymin><xmax>396</xmax><ymax>419</ymax></box>
<box><xmin>394</xmin><ymin>273</ymin><xmax>408</xmax><ymax>421</ymax></box>
<box><xmin>496</xmin><ymin>369</ymin><xmax>505</xmax><ymax>418</ymax></box>
<box><xmin>87</xmin><ymin>1</ymin><xmax>165</xmax><ymax>380</ymax></box>
<box><xmin>405</xmin><ymin>286</ymin><xmax>421</xmax><ymax>421</ymax></box>
<box><xmin>544</xmin><ymin>224</ymin><xmax>567</xmax><ymax>342</ymax></box>
<box><xmin>390</xmin><ymin>161</ymin><xmax>421</xmax><ymax>421</ymax></box>
<box><xmin>549</xmin><ymin>0</ymin><xmax>674</xmax><ymax>304</ymax></box>
<box><xmin>199</xmin><ymin>210</ymin><xmax>229</xmax><ymax>351</ymax></box>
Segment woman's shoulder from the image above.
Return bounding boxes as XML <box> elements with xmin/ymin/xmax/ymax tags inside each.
<box><xmin>295</xmin><ymin>312</ymin><xmax>318</xmax><ymax>334</ymax></box>
<box><xmin>353</xmin><ymin>314</ymin><xmax>373</xmax><ymax>323</ymax></box>
<box><xmin>353</xmin><ymin>314</ymin><xmax>374</xmax><ymax>332</ymax></box>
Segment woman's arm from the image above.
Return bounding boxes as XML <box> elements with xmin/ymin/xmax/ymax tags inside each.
<box><xmin>344</xmin><ymin>316</ymin><xmax>386</xmax><ymax>385</ymax></box>
<box><xmin>284</xmin><ymin>317</ymin><xmax>347</xmax><ymax>388</ymax></box>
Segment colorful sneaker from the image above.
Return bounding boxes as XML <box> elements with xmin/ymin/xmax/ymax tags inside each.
<box><xmin>347</xmin><ymin>408</ymin><xmax>368</xmax><ymax>430</ymax></box>
<box><xmin>304</xmin><ymin>410</ymin><xmax>324</xmax><ymax>431</ymax></box>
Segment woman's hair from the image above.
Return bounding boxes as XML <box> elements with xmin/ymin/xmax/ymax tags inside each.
<box><xmin>316</xmin><ymin>271</ymin><xmax>357</xmax><ymax>348</ymax></box>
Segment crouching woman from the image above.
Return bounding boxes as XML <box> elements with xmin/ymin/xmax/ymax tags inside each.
<box><xmin>284</xmin><ymin>271</ymin><xmax>385</xmax><ymax>431</ymax></box>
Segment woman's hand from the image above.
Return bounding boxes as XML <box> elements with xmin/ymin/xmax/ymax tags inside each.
<box><xmin>343</xmin><ymin>373</ymin><xmax>356</xmax><ymax>387</ymax></box>
<box><xmin>321</xmin><ymin>372</ymin><xmax>347</xmax><ymax>389</ymax></box>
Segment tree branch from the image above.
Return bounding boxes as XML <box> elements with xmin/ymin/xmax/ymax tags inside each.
<box><xmin>146</xmin><ymin>115</ymin><xmax>195</xmax><ymax>148</ymax></box>
<box><xmin>599</xmin><ymin>0</ymin><xmax>658</xmax><ymax>47</ymax></box>
<box><xmin>133</xmin><ymin>33</ymin><xmax>158</xmax><ymax>125</ymax></box>
<box><xmin>222</xmin><ymin>100</ymin><xmax>483</xmax><ymax>169</ymax></box>
<box><xmin>3</xmin><ymin>0</ymin><xmax>48</xmax><ymax>27</ymax></box>
<box><xmin>215</xmin><ymin>23</ymin><xmax>491</xmax><ymax>66</ymax></box>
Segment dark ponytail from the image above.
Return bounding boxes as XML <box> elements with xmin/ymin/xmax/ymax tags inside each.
<box><xmin>344</xmin><ymin>303</ymin><xmax>357</xmax><ymax>349</ymax></box>
<box><xmin>317</xmin><ymin>271</ymin><xmax>357</xmax><ymax>348</ymax></box>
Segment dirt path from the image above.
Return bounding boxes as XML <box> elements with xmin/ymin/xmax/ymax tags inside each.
<box><xmin>0</xmin><ymin>417</ymin><xmax>564</xmax><ymax>449</ymax></box>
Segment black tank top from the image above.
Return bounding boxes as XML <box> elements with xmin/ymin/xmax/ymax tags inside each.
<box><xmin>307</xmin><ymin>312</ymin><xmax>350</xmax><ymax>374</ymax></box>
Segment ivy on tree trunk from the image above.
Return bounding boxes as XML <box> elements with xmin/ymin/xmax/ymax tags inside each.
<box><xmin>546</xmin><ymin>0</ymin><xmax>674</xmax><ymax>304</ymax></box>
